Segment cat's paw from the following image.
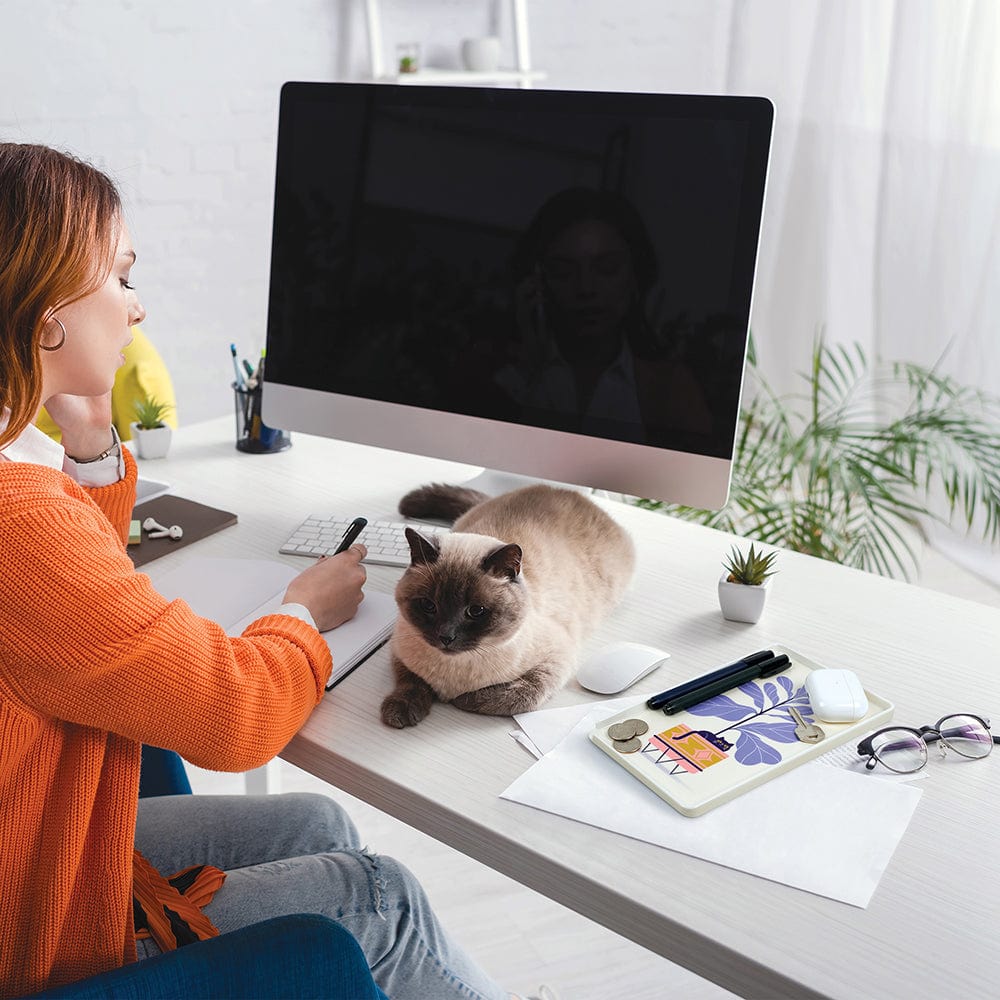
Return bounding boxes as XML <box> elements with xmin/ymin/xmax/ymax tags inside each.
<box><xmin>451</xmin><ymin>676</ymin><xmax>548</xmax><ymax>716</ymax></box>
<box><xmin>381</xmin><ymin>693</ymin><xmax>431</xmax><ymax>728</ymax></box>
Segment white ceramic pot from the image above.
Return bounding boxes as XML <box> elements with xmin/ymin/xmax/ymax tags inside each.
<box><xmin>718</xmin><ymin>573</ymin><xmax>770</xmax><ymax>624</ymax></box>
<box><xmin>130</xmin><ymin>422</ymin><xmax>172</xmax><ymax>460</ymax></box>
<box><xmin>461</xmin><ymin>36</ymin><xmax>501</xmax><ymax>72</ymax></box>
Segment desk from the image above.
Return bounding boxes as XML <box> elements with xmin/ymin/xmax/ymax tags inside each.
<box><xmin>141</xmin><ymin>417</ymin><xmax>1000</xmax><ymax>1000</ymax></box>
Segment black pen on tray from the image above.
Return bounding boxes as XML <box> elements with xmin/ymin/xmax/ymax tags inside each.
<box><xmin>333</xmin><ymin>517</ymin><xmax>368</xmax><ymax>555</ymax></box>
<box><xmin>646</xmin><ymin>649</ymin><xmax>774</xmax><ymax>710</ymax></box>
<box><xmin>659</xmin><ymin>653</ymin><xmax>791</xmax><ymax>715</ymax></box>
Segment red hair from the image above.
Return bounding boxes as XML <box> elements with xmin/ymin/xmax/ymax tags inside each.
<box><xmin>0</xmin><ymin>143</ymin><xmax>121</xmax><ymax>448</ymax></box>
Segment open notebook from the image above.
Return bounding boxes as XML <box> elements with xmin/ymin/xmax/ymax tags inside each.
<box><xmin>154</xmin><ymin>556</ymin><xmax>397</xmax><ymax>689</ymax></box>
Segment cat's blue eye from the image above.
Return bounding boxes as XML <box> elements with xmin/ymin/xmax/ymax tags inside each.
<box><xmin>466</xmin><ymin>605</ymin><xmax>488</xmax><ymax>619</ymax></box>
<box><xmin>416</xmin><ymin>598</ymin><xmax>437</xmax><ymax>615</ymax></box>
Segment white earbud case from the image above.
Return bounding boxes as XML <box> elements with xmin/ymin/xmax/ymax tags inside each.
<box><xmin>804</xmin><ymin>668</ymin><xmax>869</xmax><ymax>723</ymax></box>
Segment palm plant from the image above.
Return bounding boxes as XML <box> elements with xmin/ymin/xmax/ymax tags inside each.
<box><xmin>638</xmin><ymin>337</ymin><xmax>1000</xmax><ymax>581</ymax></box>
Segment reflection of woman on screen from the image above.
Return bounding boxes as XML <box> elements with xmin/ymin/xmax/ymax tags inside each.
<box><xmin>498</xmin><ymin>188</ymin><xmax>712</xmax><ymax>442</ymax></box>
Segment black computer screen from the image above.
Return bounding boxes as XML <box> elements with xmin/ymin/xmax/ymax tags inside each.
<box><xmin>265</xmin><ymin>83</ymin><xmax>772</xmax><ymax>461</ymax></box>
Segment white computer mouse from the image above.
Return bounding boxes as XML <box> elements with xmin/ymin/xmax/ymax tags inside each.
<box><xmin>577</xmin><ymin>641</ymin><xmax>671</xmax><ymax>695</ymax></box>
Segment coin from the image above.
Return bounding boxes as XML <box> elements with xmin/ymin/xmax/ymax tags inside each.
<box><xmin>608</xmin><ymin>720</ymin><xmax>638</xmax><ymax>741</ymax></box>
<box><xmin>629</xmin><ymin>719</ymin><xmax>649</xmax><ymax>737</ymax></box>
<box><xmin>613</xmin><ymin>736</ymin><xmax>642</xmax><ymax>754</ymax></box>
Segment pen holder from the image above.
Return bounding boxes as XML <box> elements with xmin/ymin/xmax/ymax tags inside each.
<box><xmin>232</xmin><ymin>383</ymin><xmax>292</xmax><ymax>454</ymax></box>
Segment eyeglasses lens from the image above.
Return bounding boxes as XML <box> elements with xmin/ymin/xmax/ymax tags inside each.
<box><xmin>870</xmin><ymin>730</ymin><xmax>927</xmax><ymax>773</ymax></box>
<box><xmin>938</xmin><ymin>715</ymin><xmax>993</xmax><ymax>759</ymax></box>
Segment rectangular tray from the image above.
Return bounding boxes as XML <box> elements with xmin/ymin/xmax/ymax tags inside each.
<box><xmin>589</xmin><ymin>644</ymin><xmax>893</xmax><ymax>817</ymax></box>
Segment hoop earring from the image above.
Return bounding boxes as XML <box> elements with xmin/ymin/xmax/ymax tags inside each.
<box><xmin>40</xmin><ymin>316</ymin><xmax>67</xmax><ymax>352</ymax></box>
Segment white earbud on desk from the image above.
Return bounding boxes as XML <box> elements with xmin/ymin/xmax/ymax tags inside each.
<box><xmin>142</xmin><ymin>516</ymin><xmax>168</xmax><ymax>533</ymax></box>
<box><xmin>148</xmin><ymin>524</ymin><xmax>183</xmax><ymax>540</ymax></box>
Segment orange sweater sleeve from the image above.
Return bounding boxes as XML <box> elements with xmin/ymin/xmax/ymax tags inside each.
<box><xmin>0</xmin><ymin>466</ymin><xmax>332</xmax><ymax>772</ymax></box>
<box><xmin>79</xmin><ymin>444</ymin><xmax>139</xmax><ymax>547</ymax></box>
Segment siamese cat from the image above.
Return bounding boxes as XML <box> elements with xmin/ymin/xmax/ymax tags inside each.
<box><xmin>380</xmin><ymin>483</ymin><xmax>635</xmax><ymax>728</ymax></box>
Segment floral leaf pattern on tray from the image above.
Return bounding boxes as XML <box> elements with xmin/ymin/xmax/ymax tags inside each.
<box><xmin>733</xmin><ymin>731</ymin><xmax>783</xmax><ymax>765</ymax></box>
<box><xmin>674</xmin><ymin>679</ymin><xmax>817</xmax><ymax>768</ymax></box>
<box><xmin>736</xmin><ymin>720</ymin><xmax>801</xmax><ymax>743</ymax></box>
<box><xmin>685</xmin><ymin>694</ymin><xmax>756</xmax><ymax>722</ymax></box>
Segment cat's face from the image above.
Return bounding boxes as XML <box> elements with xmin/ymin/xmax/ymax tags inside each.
<box><xmin>396</xmin><ymin>529</ymin><xmax>526</xmax><ymax>654</ymax></box>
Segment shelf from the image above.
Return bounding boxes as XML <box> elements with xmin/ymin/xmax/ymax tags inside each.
<box><xmin>381</xmin><ymin>68</ymin><xmax>547</xmax><ymax>87</ymax></box>
<box><xmin>364</xmin><ymin>0</ymin><xmax>544</xmax><ymax>90</ymax></box>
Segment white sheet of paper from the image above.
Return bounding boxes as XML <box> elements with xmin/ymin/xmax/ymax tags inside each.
<box><xmin>503</xmin><ymin>702</ymin><xmax>923</xmax><ymax>907</ymax></box>
<box><xmin>515</xmin><ymin>696</ymin><xmax>640</xmax><ymax>755</ymax></box>
<box><xmin>154</xmin><ymin>556</ymin><xmax>296</xmax><ymax>628</ymax></box>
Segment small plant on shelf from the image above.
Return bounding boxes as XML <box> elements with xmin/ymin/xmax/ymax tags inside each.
<box><xmin>723</xmin><ymin>543</ymin><xmax>778</xmax><ymax>586</ymax></box>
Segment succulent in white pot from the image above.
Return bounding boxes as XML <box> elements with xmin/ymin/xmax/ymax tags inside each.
<box><xmin>130</xmin><ymin>395</ymin><xmax>173</xmax><ymax>460</ymax></box>
<box><xmin>718</xmin><ymin>543</ymin><xmax>778</xmax><ymax>624</ymax></box>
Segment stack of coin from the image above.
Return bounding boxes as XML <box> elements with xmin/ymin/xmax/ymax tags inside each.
<box><xmin>607</xmin><ymin>718</ymin><xmax>649</xmax><ymax>754</ymax></box>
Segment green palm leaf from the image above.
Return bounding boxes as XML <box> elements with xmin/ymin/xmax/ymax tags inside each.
<box><xmin>641</xmin><ymin>334</ymin><xmax>1000</xmax><ymax>581</ymax></box>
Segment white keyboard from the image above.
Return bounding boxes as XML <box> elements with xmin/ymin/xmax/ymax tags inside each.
<box><xmin>279</xmin><ymin>516</ymin><xmax>449</xmax><ymax>567</ymax></box>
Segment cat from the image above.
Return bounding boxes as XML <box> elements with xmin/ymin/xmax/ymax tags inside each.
<box><xmin>380</xmin><ymin>482</ymin><xmax>636</xmax><ymax>728</ymax></box>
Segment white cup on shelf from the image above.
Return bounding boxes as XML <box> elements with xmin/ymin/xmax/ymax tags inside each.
<box><xmin>460</xmin><ymin>36</ymin><xmax>501</xmax><ymax>73</ymax></box>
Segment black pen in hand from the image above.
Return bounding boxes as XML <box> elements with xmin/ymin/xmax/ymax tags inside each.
<box><xmin>333</xmin><ymin>517</ymin><xmax>367</xmax><ymax>555</ymax></box>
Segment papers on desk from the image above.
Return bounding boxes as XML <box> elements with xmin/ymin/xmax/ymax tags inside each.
<box><xmin>502</xmin><ymin>699</ymin><xmax>923</xmax><ymax>908</ymax></box>
<box><xmin>154</xmin><ymin>556</ymin><xmax>397</xmax><ymax>689</ymax></box>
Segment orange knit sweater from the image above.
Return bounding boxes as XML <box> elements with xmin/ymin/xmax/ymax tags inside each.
<box><xmin>0</xmin><ymin>449</ymin><xmax>332</xmax><ymax>997</ymax></box>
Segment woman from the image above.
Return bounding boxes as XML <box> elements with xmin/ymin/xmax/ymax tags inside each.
<box><xmin>0</xmin><ymin>143</ymin><xmax>525</xmax><ymax>1000</ymax></box>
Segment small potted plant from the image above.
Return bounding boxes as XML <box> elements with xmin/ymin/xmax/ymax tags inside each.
<box><xmin>718</xmin><ymin>543</ymin><xmax>778</xmax><ymax>623</ymax></box>
<box><xmin>130</xmin><ymin>395</ymin><xmax>173</xmax><ymax>459</ymax></box>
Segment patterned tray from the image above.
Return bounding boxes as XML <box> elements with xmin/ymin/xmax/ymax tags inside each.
<box><xmin>589</xmin><ymin>644</ymin><xmax>893</xmax><ymax>817</ymax></box>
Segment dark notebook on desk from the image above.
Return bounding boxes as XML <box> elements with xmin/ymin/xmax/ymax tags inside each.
<box><xmin>128</xmin><ymin>495</ymin><xmax>238</xmax><ymax>567</ymax></box>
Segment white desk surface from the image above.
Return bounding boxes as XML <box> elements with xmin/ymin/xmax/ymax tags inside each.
<box><xmin>138</xmin><ymin>417</ymin><xmax>1000</xmax><ymax>1000</ymax></box>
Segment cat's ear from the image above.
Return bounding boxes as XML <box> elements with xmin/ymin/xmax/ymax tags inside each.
<box><xmin>482</xmin><ymin>543</ymin><xmax>522</xmax><ymax>580</ymax></box>
<box><xmin>405</xmin><ymin>527</ymin><xmax>440</xmax><ymax>565</ymax></box>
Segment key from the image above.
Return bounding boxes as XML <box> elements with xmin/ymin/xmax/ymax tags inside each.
<box><xmin>788</xmin><ymin>706</ymin><xmax>825</xmax><ymax>744</ymax></box>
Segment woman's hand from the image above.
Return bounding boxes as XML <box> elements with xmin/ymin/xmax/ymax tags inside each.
<box><xmin>283</xmin><ymin>544</ymin><xmax>368</xmax><ymax>632</ymax></box>
<box><xmin>45</xmin><ymin>390</ymin><xmax>116</xmax><ymax>460</ymax></box>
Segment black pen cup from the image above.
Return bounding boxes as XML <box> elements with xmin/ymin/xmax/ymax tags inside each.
<box><xmin>232</xmin><ymin>382</ymin><xmax>292</xmax><ymax>454</ymax></box>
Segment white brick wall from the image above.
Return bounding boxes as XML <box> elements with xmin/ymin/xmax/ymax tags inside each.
<box><xmin>0</xmin><ymin>0</ymin><xmax>733</xmax><ymax>425</ymax></box>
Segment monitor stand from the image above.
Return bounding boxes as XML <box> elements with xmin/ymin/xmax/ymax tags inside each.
<box><xmin>460</xmin><ymin>467</ymin><xmax>593</xmax><ymax>498</ymax></box>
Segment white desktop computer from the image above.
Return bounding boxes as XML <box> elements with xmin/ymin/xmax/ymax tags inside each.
<box><xmin>263</xmin><ymin>82</ymin><xmax>772</xmax><ymax>509</ymax></box>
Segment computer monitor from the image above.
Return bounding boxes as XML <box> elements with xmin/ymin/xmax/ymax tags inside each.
<box><xmin>263</xmin><ymin>82</ymin><xmax>772</xmax><ymax>508</ymax></box>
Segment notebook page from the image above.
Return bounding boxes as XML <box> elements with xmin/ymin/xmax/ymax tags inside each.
<box><xmin>155</xmin><ymin>556</ymin><xmax>397</xmax><ymax>687</ymax></box>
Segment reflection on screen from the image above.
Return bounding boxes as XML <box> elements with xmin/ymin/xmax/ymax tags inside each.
<box><xmin>267</xmin><ymin>86</ymin><xmax>765</xmax><ymax>461</ymax></box>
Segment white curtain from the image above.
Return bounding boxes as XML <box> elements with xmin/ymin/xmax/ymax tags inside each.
<box><xmin>720</xmin><ymin>0</ymin><xmax>1000</xmax><ymax>581</ymax></box>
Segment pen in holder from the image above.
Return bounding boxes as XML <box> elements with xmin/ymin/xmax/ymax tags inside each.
<box><xmin>232</xmin><ymin>381</ymin><xmax>291</xmax><ymax>454</ymax></box>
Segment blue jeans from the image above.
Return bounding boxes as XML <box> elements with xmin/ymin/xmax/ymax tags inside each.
<box><xmin>134</xmin><ymin>793</ymin><xmax>508</xmax><ymax>1000</ymax></box>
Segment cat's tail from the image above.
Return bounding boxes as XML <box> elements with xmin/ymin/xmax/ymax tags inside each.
<box><xmin>398</xmin><ymin>483</ymin><xmax>490</xmax><ymax>523</ymax></box>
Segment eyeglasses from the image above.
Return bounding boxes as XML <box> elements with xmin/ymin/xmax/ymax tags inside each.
<box><xmin>857</xmin><ymin>713</ymin><xmax>1000</xmax><ymax>774</ymax></box>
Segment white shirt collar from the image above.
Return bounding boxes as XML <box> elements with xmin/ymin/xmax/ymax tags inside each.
<box><xmin>0</xmin><ymin>413</ymin><xmax>66</xmax><ymax>470</ymax></box>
